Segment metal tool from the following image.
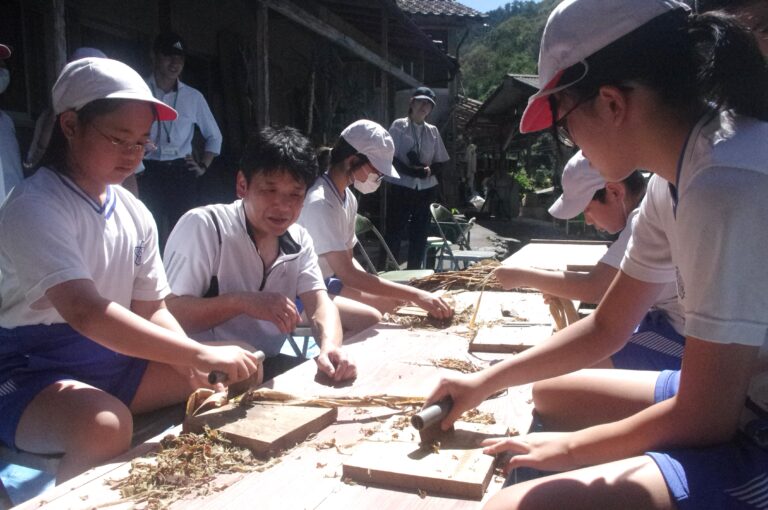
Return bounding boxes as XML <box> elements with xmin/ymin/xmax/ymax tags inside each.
<box><xmin>411</xmin><ymin>396</ymin><xmax>454</xmax><ymax>444</ymax></box>
<box><xmin>207</xmin><ymin>350</ymin><xmax>266</xmax><ymax>398</ymax></box>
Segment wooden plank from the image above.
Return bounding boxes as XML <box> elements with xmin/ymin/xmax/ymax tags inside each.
<box><xmin>470</xmin><ymin>324</ymin><xmax>554</xmax><ymax>353</ymax></box>
<box><xmin>342</xmin><ymin>421</ymin><xmax>507</xmax><ymax>500</ymax></box>
<box><xmin>503</xmin><ymin>242</ymin><xmax>608</xmax><ymax>271</ymax></box>
<box><xmin>185</xmin><ymin>403</ymin><xmax>337</xmax><ymax>456</ymax></box>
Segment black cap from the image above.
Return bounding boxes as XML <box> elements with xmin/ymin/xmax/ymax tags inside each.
<box><xmin>153</xmin><ymin>32</ymin><xmax>186</xmax><ymax>56</ymax></box>
<box><xmin>411</xmin><ymin>86</ymin><xmax>436</xmax><ymax>106</ymax></box>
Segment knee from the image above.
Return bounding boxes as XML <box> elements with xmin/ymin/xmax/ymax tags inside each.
<box><xmin>531</xmin><ymin>378</ymin><xmax>560</xmax><ymax>416</ymax></box>
<box><xmin>69</xmin><ymin>399</ymin><xmax>133</xmax><ymax>458</ymax></box>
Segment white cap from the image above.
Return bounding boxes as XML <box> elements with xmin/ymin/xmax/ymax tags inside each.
<box><xmin>52</xmin><ymin>57</ymin><xmax>177</xmax><ymax>121</ymax></box>
<box><xmin>0</xmin><ymin>44</ymin><xmax>10</xmax><ymax>60</ymax></box>
<box><xmin>548</xmin><ymin>151</ymin><xmax>606</xmax><ymax>220</ymax></box>
<box><xmin>340</xmin><ymin>120</ymin><xmax>399</xmax><ymax>178</ymax></box>
<box><xmin>70</xmin><ymin>47</ymin><xmax>107</xmax><ymax>61</ymax></box>
<box><xmin>521</xmin><ymin>0</ymin><xmax>688</xmax><ymax>133</ymax></box>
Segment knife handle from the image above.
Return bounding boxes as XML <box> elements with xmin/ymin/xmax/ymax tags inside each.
<box><xmin>411</xmin><ymin>397</ymin><xmax>453</xmax><ymax>430</ymax></box>
<box><xmin>208</xmin><ymin>370</ymin><xmax>228</xmax><ymax>385</ymax></box>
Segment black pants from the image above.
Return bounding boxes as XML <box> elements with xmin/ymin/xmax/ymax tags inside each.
<box><xmin>138</xmin><ymin>159</ymin><xmax>199</xmax><ymax>248</ymax></box>
<box><xmin>384</xmin><ymin>184</ymin><xmax>437</xmax><ymax>269</ymax></box>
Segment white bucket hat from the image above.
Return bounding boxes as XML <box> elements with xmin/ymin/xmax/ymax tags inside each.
<box><xmin>340</xmin><ymin>120</ymin><xmax>399</xmax><ymax>178</ymax></box>
<box><xmin>548</xmin><ymin>151</ymin><xmax>606</xmax><ymax>220</ymax></box>
<box><xmin>52</xmin><ymin>57</ymin><xmax>177</xmax><ymax>121</ymax></box>
<box><xmin>521</xmin><ymin>0</ymin><xmax>689</xmax><ymax>133</ymax></box>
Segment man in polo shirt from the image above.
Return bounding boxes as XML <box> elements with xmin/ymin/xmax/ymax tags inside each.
<box><xmin>163</xmin><ymin>127</ymin><xmax>356</xmax><ymax>382</ymax></box>
<box><xmin>140</xmin><ymin>31</ymin><xmax>223</xmax><ymax>245</ymax></box>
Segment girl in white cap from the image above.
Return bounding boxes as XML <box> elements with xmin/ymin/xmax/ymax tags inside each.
<box><xmin>0</xmin><ymin>58</ymin><xmax>261</xmax><ymax>483</ymax></box>
<box><xmin>425</xmin><ymin>1</ymin><xmax>768</xmax><ymax>508</ymax></box>
<box><xmin>297</xmin><ymin>120</ymin><xmax>452</xmax><ymax>326</ymax></box>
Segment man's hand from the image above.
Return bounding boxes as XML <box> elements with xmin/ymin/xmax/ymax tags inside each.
<box><xmin>315</xmin><ymin>347</ymin><xmax>357</xmax><ymax>382</ymax></box>
<box><xmin>185</xmin><ymin>155</ymin><xmax>207</xmax><ymax>177</ymax></box>
<box><xmin>241</xmin><ymin>292</ymin><xmax>301</xmax><ymax>334</ymax></box>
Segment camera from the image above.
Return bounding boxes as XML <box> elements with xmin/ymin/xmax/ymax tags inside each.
<box><xmin>406</xmin><ymin>149</ymin><xmax>423</xmax><ymax>167</ymax></box>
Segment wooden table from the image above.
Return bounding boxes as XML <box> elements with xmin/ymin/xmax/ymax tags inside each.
<box><xmin>503</xmin><ymin>240</ymin><xmax>609</xmax><ymax>272</ymax></box>
<box><xmin>15</xmin><ymin>291</ymin><xmax>543</xmax><ymax>510</ymax></box>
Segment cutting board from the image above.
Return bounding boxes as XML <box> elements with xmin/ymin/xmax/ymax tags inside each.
<box><xmin>185</xmin><ymin>402</ymin><xmax>337</xmax><ymax>456</ymax></box>
<box><xmin>342</xmin><ymin>422</ymin><xmax>506</xmax><ymax>500</ymax></box>
<box><xmin>469</xmin><ymin>324</ymin><xmax>553</xmax><ymax>353</ymax></box>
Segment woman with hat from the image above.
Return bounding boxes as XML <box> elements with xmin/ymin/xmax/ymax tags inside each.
<box><xmin>425</xmin><ymin>0</ymin><xmax>768</xmax><ymax>507</ymax></box>
<box><xmin>298</xmin><ymin>120</ymin><xmax>452</xmax><ymax>326</ymax></box>
<box><xmin>384</xmin><ymin>87</ymin><xmax>450</xmax><ymax>269</ymax></box>
<box><xmin>0</xmin><ymin>58</ymin><xmax>261</xmax><ymax>482</ymax></box>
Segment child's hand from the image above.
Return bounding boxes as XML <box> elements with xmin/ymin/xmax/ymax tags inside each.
<box><xmin>492</xmin><ymin>266</ymin><xmax>522</xmax><ymax>290</ymax></box>
<box><xmin>241</xmin><ymin>292</ymin><xmax>301</xmax><ymax>334</ymax></box>
<box><xmin>424</xmin><ymin>370</ymin><xmax>489</xmax><ymax>431</ymax></box>
<box><xmin>198</xmin><ymin>345</ymin><xmax>263</xmax><ymax>386</ymax></box>
<box><xmin>415</xmin><ymin>291</ymin><xmax>454</xmax><ymax>319</ymax></box>
<box><xmin>481</xmin><ymin>432</ymin><xmax>576</xmax><ymax>474</ymax></box>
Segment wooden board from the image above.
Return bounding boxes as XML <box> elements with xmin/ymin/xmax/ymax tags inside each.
<box><xmin>185</xmin><ymin>403</ymin><xmax>337</xmax><ymax>456</ymax></box>
<box><xmin>470</xmin><ymin>324</ymin><xmax>553</xmax><ymax>353</ymax></box>
<box><xmin>342</xmin><ymin>422</ymin><xmax>506</xmax><ymax>500</ymax></box>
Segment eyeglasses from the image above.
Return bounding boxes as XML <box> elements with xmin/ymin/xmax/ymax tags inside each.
<box><xmin>355</xmin><ymin>154</ymin><xmax>384</xmax><ymax>182</ymax></box>
<box><xmin>91</xmin><ymin>124</ymin><xmax>158</xmax><ymax>155</ymax></box>
<box><xmin>553</xmin><ymin>92</ymin><xmax>597</xmax><ymax>148</ymax></box>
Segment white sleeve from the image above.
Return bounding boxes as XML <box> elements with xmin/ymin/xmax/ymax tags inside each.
<box><xmin>163</xmin><ymin>209</ymin><xmax>220</xmax><ymax>297</ymax></box>
<box><xmin>194</xmin><ymin>91</ymin><xmax>223</xmax><ymax>155</ymax></box>
<box><xmin>599</xmin><ymin>216</ymin><xmax>634</xmax><ymax>269</ymax></box>
<box><xmin>299</xmin><ymin>199</ymin><xmax>351</xmax><ymax>256</ymax></box>
<box><xmin>0</xmin><ymin>192</ymin><xmax>91</xmax><ymax>307</ymax></box>
<box><xmin>295</xmin><ymin>228</ymin><xmax>327</xmax><ymax>295</ymax></box>
<box><xmin>675</xmin><ymin>167</ymin><xmax>768</xmax><ymax>346</ymax></box>
<box><xmin>621</xmin><ymin>178</ymin><xmax>676</xmax><ymax>283</ymax></box>
<box><xmin>431</xmin><ymin>126</ymin><xmax>450</xmax><ymax>164</ymax></box>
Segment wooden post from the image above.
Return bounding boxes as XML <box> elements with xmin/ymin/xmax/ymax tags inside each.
<box><xmin>256</xmin><ymin>3</ymin><xmax>270</xmax><ymax>128</ymax></box>
<box><xmin>379</xmin><ymin>12</ymin><xmax>390</xmax><ymax>230</ymax></box>
<box><xmin>52</xmin><ymin>0</ymin><xmax>66</xmax><ymax>74</ymax></box>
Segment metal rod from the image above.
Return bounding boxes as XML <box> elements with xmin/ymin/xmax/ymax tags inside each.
<box><xmin>411</xmin><ymin>397</ymin><xmax>453</xmax><ymax>430</ymax></box>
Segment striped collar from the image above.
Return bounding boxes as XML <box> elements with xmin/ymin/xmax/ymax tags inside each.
<box><xmin>55</xmin><ymin>171</ymin><xmax>117</xmax><ymax>218</ymax></box>
<box><xmin>320</xmin><ymin>172</ymin><xmax>347</xmax><ymax>207</ymax></box>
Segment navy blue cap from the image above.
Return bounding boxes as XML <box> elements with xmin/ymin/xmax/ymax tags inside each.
<box><xmin>411</xmin><ymin>86</ymin><xmax>436</xmax><ymax>106</ymax></box>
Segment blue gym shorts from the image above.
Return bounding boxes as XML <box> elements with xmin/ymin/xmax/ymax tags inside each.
<box><xmin>647</xmin><ymin>370</ymin><xmax>768</xmax><ymax>509</ymax></box>
<box><xmin>0</xmin><ymin>323</ymin><xmax>148</xmax><ymax>449</ymax></box>
<box><xmin>295</xmin><ymin>277</ymin><xmax>344</xmax><ymax>315</ymax></box>
<box><xmin>611</xmin><ymin>310</ymin><xmax>685</xmax><ymax>371</ymax></box>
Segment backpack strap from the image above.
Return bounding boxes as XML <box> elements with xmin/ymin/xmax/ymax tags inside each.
<box><xmin>202</xmin><ymin>209</ymin><xmax>222</xmax><ymax>298</ymax></box>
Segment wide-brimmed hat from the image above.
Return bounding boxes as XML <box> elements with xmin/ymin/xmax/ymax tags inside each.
<box><xmin>52</xmin><ymin>57</ymin><xmax>177</xmax><ymax>121</ymax></box>
<box><xmin>521</xmin><ymin>0</ymin><xmax>688</xmax><ymax>133</ymax></box>
<box><xmin>548</xmin><ymin>151</ymin><xmax>606</xmax><ymax>219</ymax></box>
<box><xmin>340</xmin><ymin>120</ymin><xmax>399</xmax><ymax>178</ymax></box>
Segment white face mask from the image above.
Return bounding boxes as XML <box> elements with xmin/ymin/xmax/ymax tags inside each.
<box><xmin>0</xmin><ymin>68</ymin><xmax>9</xmax><ymax>94</ymax></box>
<box><xmin>353</xmin><ymin>172</ymin><xmax>381</xmax><ymax>194</ymax></box>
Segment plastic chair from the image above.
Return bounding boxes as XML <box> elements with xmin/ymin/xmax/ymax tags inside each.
<box><xmin>429</xmin><ymin>203</ymin><xmax>496</xmax><ymax>271</ymax></box>
<box><xmin>354</xmin><ymin>215</ymin><xmax>434</xmax><ymax>283</ymax></box>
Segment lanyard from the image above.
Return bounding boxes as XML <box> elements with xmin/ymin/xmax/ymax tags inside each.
<box><xmin>149</xmin><ymin>82</ymin><xmax>179</xmax><ymax>144</ymax></box>
<box><xmin>410</xmin><ymin>120</ymin><xmax>425</xmax><ymax>155</ymax></box>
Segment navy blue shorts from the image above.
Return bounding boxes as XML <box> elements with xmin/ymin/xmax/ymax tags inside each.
<box><xmin>295</xmin><ymin>277</ymin><xmax>344</xmax><ymax>315</ymax></box>
<box><xmin>647</xmin><ymin>370</ymin><xmax>768</xmax><ymax>509</ymax></box>
<box><xmin>0</xmin><ymin>323</ymin><xmax>148</xmax><ymax>449</ymax></box>
<box><xmin>611</xmin><ymin>310</ymin><xmax>685</xmax><ymax>371</ymax></box>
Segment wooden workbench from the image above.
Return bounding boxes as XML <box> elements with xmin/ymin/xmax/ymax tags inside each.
<box><xmin>503</xmin><ymin>240</ymin><xmax>609</xmax><ymax>272</ymax></box>
<box><xmin>14</xmin><ymin>290</ymin><xmax>544</xmax><ymax>510</ymax></box>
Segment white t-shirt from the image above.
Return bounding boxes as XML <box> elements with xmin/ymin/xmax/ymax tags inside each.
<box><xmin>0</xmin><ymin>167</ymin><xmax>168</xmax><ymax>328</ymax></box>
<box><xmin>297</xmin><ymin>174</ymin><xmax>357</xmax><ymax>279</ymax></box>
<box><xmin>621</xmin><ymin>110</ymin><xmax>768</xmax><ymax>413</ymax></box>
<box><xmin>601</xmin><ymin>208</ymin><xmax>684</xmax><ymax>334</ymax></box>
<box><xmin>164</xmin><ymin>201</ymin><xmax>325</xmax><ymax>356</ymax></box>
<box><xmin>386</xmin><ymin>117</ymin><xmax>450</xmax><ymax>191</ymax></box>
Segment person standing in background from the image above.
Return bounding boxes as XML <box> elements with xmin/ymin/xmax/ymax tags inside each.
<box><xmin>384</xmin><ymin>87</ymin><xmax>450</xmax><ymax>269</ymax></box>
<box><xmin>0</xmin><ymin>43</ymin><xmax>23</xmax><ymax>201</ymax></box>
<box><xmin>140</xmin><ymin>32</ymin><xmax>222</xmax><ymax>245</ymax></box>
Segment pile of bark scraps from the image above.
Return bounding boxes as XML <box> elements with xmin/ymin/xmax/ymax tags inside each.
<box><xmin>409</xmin><ymin>260</ymin><xmax>504</xmax><ymax>292</ymax></box>
<box><xmin>383</xmin><ymin>305</ymin><xmax>475</xmax><ymax>330</ymax></box>
<box><xmin>109</xmin><ymin>428</ymin><xmax>273</xmax><ymax>509</ymax></box>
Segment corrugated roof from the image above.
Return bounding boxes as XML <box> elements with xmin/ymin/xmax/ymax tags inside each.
<box><xmin>396</xmin><ymin>0</ymin><xmax>484</xmax><ymax>19</ymax></box>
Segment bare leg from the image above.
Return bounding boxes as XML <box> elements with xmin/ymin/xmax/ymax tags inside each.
<box><xmin>532</xmin><ymin>369</ymin><xmax>658</xmax><ymax>431</ymax></box>
<box><xmin>15</xmin><ymin>381</ymin><xmax>134</xmax><ymax>483</ymax></box>
<box><xmin>332</xmin><ymin>292</ymin><xmax>383</xmax><ymax>335</ymax></box>
<box><xmin>129</xmin><ymin>361</ymin><xmax>199</xmax><ymax>414</ymax></box>
<box><xmin>485</xmin><ymin>455</ymin><xmax>674</xmax><ymax>510</ymax></box>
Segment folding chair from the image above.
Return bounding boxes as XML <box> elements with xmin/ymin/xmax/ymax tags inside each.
<box><xmin>354</xmin><ymin>215</ymin><xmax>434</xmax><ymax>284</ymax></box>
<box><xmin>429</xmin><ymin>203</ymin><xmax>496</xmax><ymax>271</ymax></box>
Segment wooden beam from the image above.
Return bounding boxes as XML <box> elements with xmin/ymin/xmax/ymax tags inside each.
<box><xmin>255</xmin><ymin>3</ymin><xmax>269</xmax><ymax>128</ymax></box>
<box><xmin>257</xmin><ymin>0</ymin><xmax>421</xmax><ymax>88</ymax></box>
<box><xmin>52</xmin><ymin>0</ymin><xmax>66</xmax><ymax>73</ymax></box>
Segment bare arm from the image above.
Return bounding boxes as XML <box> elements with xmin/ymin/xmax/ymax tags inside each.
<box><xmin>323</xmin><ymin>249</ymin><xmax>452</xmax><ymax>318</ymax></box>
<box><xmin>494</xmin><ymin>263</ymin><xmax>618</xmax><ymax>304</ymax></box>
<box><xmin>165</xmin><ymin>292</ymin><xmax>300</xmax><ymax>335</ymax></box>
<box><xmin>300</xmin><ymin>289</ymin><xmax>356</xmax><ymax>381</ymax></box>
<box><xmin>46</xmin><ymin>279</ymin><xmax>262</xmax><ymax>383</ymax></box>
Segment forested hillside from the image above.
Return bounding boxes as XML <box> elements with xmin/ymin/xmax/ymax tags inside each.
<box><xmin>460</xmin><ymin>0</ymin><xmax>560</xmax><ymax>100</ymax></box>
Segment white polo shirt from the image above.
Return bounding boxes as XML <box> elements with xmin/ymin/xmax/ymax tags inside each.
<box><xmin>0</xmin><ymin>167</ymin><xmax>169</xmax><ymax>328</ymax></box>
<box><xmin>164</xmin><ymin>201</ymin><xmax>325</xmax><ymax>356</ymax></box>
<box><xmin>297</xmin><ymin>173</ymin><xmax>357</xmax><ymax>279</ymax></box>
<box><xmin>621</xmin><ymin>110</ymin><xmax>768</xmax><ymax>413</ymax></box>
<box><xmin>385</xmin><ymin>117</ymin><xmax>450</xmax><ymax>191</ymax></box>
<box><xmin>144</xmin><ymin>76</ymin><xmax>222</xmax><ymax>162</ymax></box>
<box><xmin>601</xmin><ymin>208</ymin><xmax>684</xmax><ymax>334</ymax></box>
